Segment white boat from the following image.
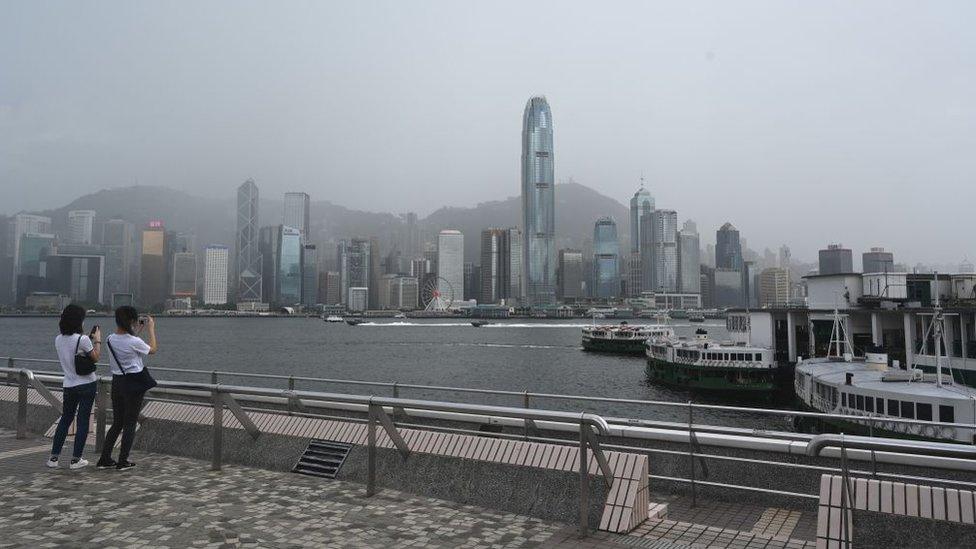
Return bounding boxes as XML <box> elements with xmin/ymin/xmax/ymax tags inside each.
<box><xmin>324</xmin><ymin>315</ymin><xmax>344</xmax><ymax>323</ymax></box>
<box><xmin>794</xmin><ymin>308</ymin><xmax>976</xmax><ymax>443</ymax></box>
<box><xmin>645</xmin><ymin>329</ymin><xmax>778</xmax><ymax>393</ymax></box>
<box><xmin>394</xmin><ymin>313</ymin><xmax>407</xmax><ymax>319</ymax></box>
<box><xmin>582</xmin><ymin>322</ymin><xmax>674</xmax><ymax>355</ymax></box>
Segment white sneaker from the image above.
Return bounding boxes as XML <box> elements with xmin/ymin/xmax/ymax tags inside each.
<box><xmin>46</xmin><ymin>457</ymin><xmax>59</xmax><ymax>468</ymax></box>
<box><xmin>69</xmin><ymin>458</ymin><xmax>89</xmax><ymax>470</ymax></box>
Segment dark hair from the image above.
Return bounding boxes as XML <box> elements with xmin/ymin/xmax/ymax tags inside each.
<box><xmin>59</xmin><ymin>304</ymin><xmax>86</xmax><ymax>335</ymax></box>
<box><xmin>115</xmin><ymin>306</ymin><xmax>140</xmax><ymax>335</ymax></box>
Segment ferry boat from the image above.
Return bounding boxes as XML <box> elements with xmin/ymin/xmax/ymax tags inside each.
<box><xmin>688</xmin><ymin>311</ymin><xmax>705</xmax><ymax>323</ymax></box>
<box><xmin>324</xmin><ymin>315</ymin><xmax>344</xmax><ymax>323</ymax></box>
<box><xmin>581</xmin><ymin>322</ymin><xmax>675</xmax><ymax>355</ymax></box>
<box><xmin>794</xmin><ymin>308</ymin><xmax>976</xmax><ymax>444</ymax></box>
<box><xmin>645</xmin><ymin>329</ymin><xmax>778</xmax><ymax>393</ymax></box>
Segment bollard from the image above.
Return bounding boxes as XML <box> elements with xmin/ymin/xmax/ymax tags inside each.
<box><xmin>578</xmin><ymin>417</ymin><xmax>589</xmax><ymax>538</ymax></box>
<box><xmin>95</xmin><ymin>378</ymin><xmax>108</xmax><ymax>452</ymax></box>
<box><xmin>366</xmin><ymin>402</ymin><xmax>377</xmax><ymax>497</ymax></box>
<box><xmin>212</xmin><ymin>389</ymin><xmax>223</xmax><ymax>471</ymax></box>
<box><xmin>17</xmin><ymin>370</ymin><xmax>28</xmax><ymax>439</ymax></box>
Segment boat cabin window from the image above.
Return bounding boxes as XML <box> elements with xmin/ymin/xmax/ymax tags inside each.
<box><xmin>887</xmin><ymin>399</ymin><xmax>899</xmax><ymax>417</ymax></box>
<box><xmin>916</xmin><ymin>403</ymin><xmax>932</xmax><ymax>422</ymax></box>
<box><xmin>900</xmin><ymin>401</ymin><xmax>915</xmax><ymax>419</ymax></box>
<box><xmin>855</xmin><ymin>395</ymin><xmax>864</xmax><ymax>410</ymax></box>
<box><xmin>864</xmin><ymin>397</ymin><xmax>874</xmax><ymax>413</ymax></box>
<box><xmin>841</xmin><ymin>393</ymin><xmax>847</xmax><ymax>407</ymax></box>
<box><xmin>940</xmin><ymin>405</ymin><xmax>954</xmax><ymax>423</ymax></box>
<box><xmin>754</xmin><ymin>353</ymin><xmax>762</xmax><ymax>361</ymax></box>
<box><xmin>876</xmin><ymin>398</ymin><xmax>884</xmax><ymax>414</ymax></box>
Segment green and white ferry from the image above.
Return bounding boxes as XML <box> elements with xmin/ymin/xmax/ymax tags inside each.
<box><xmin>581</xmin><ymin>322</ymin><xmax>675</xmax><ymax>356</ymax></box>
<box><xmin>645</xmin><ymin>329</ymin><xmax>778</xmax><ymax>393</ymax></box>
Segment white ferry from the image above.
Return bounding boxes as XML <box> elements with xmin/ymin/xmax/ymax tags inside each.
<box><xmin>581</xmin><ymin>322</ymin><xmax>675</xmax><ymax>356</ymax></box>
<box><xmin>645</xmin><ymin>329</ymin><xmax>778</xmax><ymax>393</ymax></box>
<box><xmin>324</xmin><ymin>315</ymin><xmax>344</xmax><ymax>323</ymax></box>
<box><xmin>794</xmin><ymin>308</ymin><xmax>976</xmax><ymax>443</ymax></box>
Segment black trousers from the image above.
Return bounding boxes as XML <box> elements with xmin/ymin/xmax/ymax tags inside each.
<box><xmin>100</xmin><ymin>380</ymin><xmax>146</xmax><ymax>463</ymax></box>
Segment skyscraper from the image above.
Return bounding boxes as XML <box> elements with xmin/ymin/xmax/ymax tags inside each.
<box><xmin>9</xmin><ymin>213</ymin><xmax>52</xmax><ymax>299</ymax></box>
<box><xmin>593</xmin><ymin>217</ymin><xmax>620</xmax><ymax>298</ymax></box>
<box><xmin>479</xmin><ymin>228</ymin><xmax>511</xmax><ymax>304</ymax></box>
<box><xmin>650</xmin><ymin>210</ymin><xmax>678</xmax><ymax>292</ymax></box>
<box><xmin>508</xmin><ymin>227</ymin><xmax>523</xmax><ymax>303</ymax></box>
<box><xmin>557</xmin><ymin>249</ymin><xmax>583</xmax><ymax>301</ymax></box>
<box><xmin>278</xmin><ymin>226</ymin><xmax>303</xmax><ymax>306</ymax></box>
<box><xmin>629</xmin><ymin>182</ymin><xmax>654</xmax><ymax>296</ymax></box>
<box><xmin>170</xmin><ymin>252</ymin><xmax>197</xmax><ymax>298</ymax></box>
<box><xmin>203</xmin><ymin>245</ymin><xmax>229</xmax><ymax>305</ymax></box>
<box><xmin>139</xmin><ymin>221</ymin><xmax>167</xmax><ymax>308</ymax></box>
<box><xmin>66</xmin><ymin>210</ymin><xmax>96</xmax><ymax>245</ymax></box>
<box><xmin>404</xmin><ymin>212</ymin><xmax>420</xmax><ymax>259</ymax></box>
<box><xmin>337</xmin><ymin>239</ymin><xmax>371</xmax><ymax>305</ymax></box>
<box><xmin>259</xmin><ymin>225</ymin><xmax>280</xmax><ymax>305</ymax></box>
<box><xmin>715</xmin><ymin>223</ymin><xmax>743</xmax><ymax>271</ymax></box>
<box><xmin>302</xmin><ymin>244</ymin><xmax>318</xmax><ymax>307</ymax></box>
<box><xmin>677</xmin><ymin>220</ymin><xmax>700</xmax><ymax>294</ymax></box>
<box><xmin>102</xmin><ymin>219</ymin><xmax>134</xmax><ymax>299</ymax></box>
<box><xmin>236</xmin><ymin>180</ymin><xmax>262</xmax><ymax>302</ymax></box>
<box><xmin>437</xmin><ymin>230</ymin><xmax>464</xmax><ymax>304</ymax></box>
<box><xmin>283</xmin><ymin>192</ymin><xmax>311</xmax><ymax>242</ymax></box>
<box><xmin>759</xmin><ymin>267</ymin><xmax>789</xmax><ymax>307</ymax></box>
<box><xmin>520</xmin><ymin>96</ymin><xmax>556</xmax><ymax>306</ymax></box>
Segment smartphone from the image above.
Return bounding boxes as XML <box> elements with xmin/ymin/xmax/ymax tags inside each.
<box><xmin>90</xmin><ymin>325</ymin><xmax>100</xmax><ymax>335</ymax></box>
<box><xmin>138</xmin><ymin>317</ymin><xmax>146</xmax><ymax>326</ymax></box>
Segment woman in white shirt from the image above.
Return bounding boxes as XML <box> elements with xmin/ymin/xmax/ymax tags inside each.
<box><xmin>98</xmin><ymin>306</ymin><xmax>157</xmax><ymax>471</ymax></box>
<box><xmin>48</xmin><ymin>304</ymin><xmax>102</xmax><ymax>470</ymax></box>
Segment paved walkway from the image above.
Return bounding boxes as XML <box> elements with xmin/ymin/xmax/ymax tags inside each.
<box><xmin>0</xmin><ymin>429</ymin><xmax>636</xmax><ymax>549</ymax></box>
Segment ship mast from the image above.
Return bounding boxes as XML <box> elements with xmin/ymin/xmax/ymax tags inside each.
<box><xmin>827</xmin><ymin>308</ymin><xmax>852</xmax><ymax>360</ymax></box>
<box><xmin>932</xmin><ymin>274</ymin><xmax>946</xmax><ymax>387</ymax></box>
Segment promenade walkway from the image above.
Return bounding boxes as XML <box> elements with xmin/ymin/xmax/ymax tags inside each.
<box><xmin>0</xmin><ymin>428</ymin><xmax>637</xmax><ymax>548</ymax></box>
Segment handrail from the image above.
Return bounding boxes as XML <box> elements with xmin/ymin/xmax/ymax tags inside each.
<box><xmin>4</xmin><ymin>355</ymin><xmax>973</xmax><ymax>432</ymax></box>
<box><xmin>806</xmin><ymin>434</ymin><xmax>976</xmax><ymax>459</ymax></box>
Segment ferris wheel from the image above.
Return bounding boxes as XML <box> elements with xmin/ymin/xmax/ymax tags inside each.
<box><xmin>422</xmin><ymin>276</ymin><xmax>455</xmax><ymax>311</ymax></box>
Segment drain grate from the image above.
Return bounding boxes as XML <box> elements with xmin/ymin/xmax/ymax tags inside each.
<box><xmin>292</xmin><ymin>440</ymin><xmax>352</xmax><ymax>479</ymax></box>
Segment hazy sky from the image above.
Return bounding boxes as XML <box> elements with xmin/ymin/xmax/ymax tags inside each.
<box><xmin>2</xmin><ymin>1</ymin><xmax>974</xmax><ymax>264</ymax></box>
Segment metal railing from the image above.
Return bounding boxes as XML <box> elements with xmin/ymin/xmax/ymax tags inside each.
<box><xmin>0</xmin><ymin>365</ymin><xmax>614</xmax><ymax>538</ymax></box>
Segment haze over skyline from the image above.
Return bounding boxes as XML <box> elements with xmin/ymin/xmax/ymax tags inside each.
<box><xmin>2</xmin><ymin>1</ymin><xmax>974</xmax><ymax>264</ymax></box>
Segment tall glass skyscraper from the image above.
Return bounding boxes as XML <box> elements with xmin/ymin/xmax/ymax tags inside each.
<box><xmin>593</xmin><ymin>217</ymin><xmax>620</xmax><ymax>298</ymax></box>
<box><xmin>651</xmin><ymin>210</ymin><xmax>678</xmax><ymax>292</ymax></box>
<box><xmin>278</xmin><ymin>226</ymin><xmax>303</xmax><ymax>305</ymax></box>
<box><xmin>283</xmin><ymin>192</ymin><xmax>310</xmax><ymax>242</ymax></box>
<box><xmin>520</xmin><ymin>96</ymin><xmax>556</xmax><ymax>306</ymax></box>
<box><xmin>629</xmin><ymin>183</ymin><xmax>655</xmax><ymax>295</ymax></box>
<box><xmin>716</xmin><ymin>222</ymin><xmax>743</xmax><ymax>271</ymax></box>
<box><xmin>236</xmin><ymin>180</ymin><xmax>262</xmax><ymax>302</ymax></box>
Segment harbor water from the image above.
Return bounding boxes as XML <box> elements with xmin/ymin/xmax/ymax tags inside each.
<box><xmin>0</xmin><ymin>317</ymin><xmax>784</xmax><ymax>429</ymax></box>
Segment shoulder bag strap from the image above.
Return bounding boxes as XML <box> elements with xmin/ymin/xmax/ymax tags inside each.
<box><xmin>74</xmin><ymin>334</ymin><xmax>82</xmax><ymax>355</ymax></box>
<box><xmin>105</xmin><ymin>336</ymin><xmax>128</xmax><ymax>375</ymax></box>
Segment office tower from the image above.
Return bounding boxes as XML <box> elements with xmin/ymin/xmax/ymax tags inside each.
<box><xmin>102</xmin><ymin>219</ymin><xmax>134</xmax><ymax>299</ymax></box>
<box><xmin>520</xmin><ymin>96</ymin><xmax>556</xmax><ymax>306</ymax></box>
<box><xmin>347</xmin><ymin>287</ymin><xmax>368</xmax><ymax>312</ymax></box>
<box><xmin>713</xmin><ymin>268</ymin><xmax>743</xmax><ymax>308</ymax></box>
<box><xmin>203</xmin><ymin>245</ymin><xmax>229</xmax><ymax>305</ymax></box>
<box><xmin>463</xmin><ymin>263</ymin><xmax>480</xmax><ymax>301</ymax></box>
<box><xmin>593</xmin><ymin>217</ymin><xmax>620</xmax><ymax>298</ymax></box>
<box><xmin>317</xmin><ymin>271</ymin><xmax>341</xmax><ymax>305</ymax></box>
<box><xmin>392</xmin><ymin>276</ymin><xmax>419</xmax><ymax>310</ymax></box>
<box><xmin>759</xmin><ymin>267</ymin><xmax>790</xmax><ymax>308</ymax></box>
<box><xmin>139</xmin><ymin>221</ymin><xmax>167</xmax><ymax>308</ymax></box>
<box><xmin>337</xmin><ymin>239</ymin><xmax>371</xmax><ymax>305</ymax></box>
<box><xmin>819</xmin><ymin>244</ymin><xmax>854</xmax><ymax>275</ymax></box>
<box><xmin>508</xmin><ymin>227</ymin><xmax>523</xmax><ymax>303</ymax></box>
<box><xmin>404</xmin><ymin>212</ymin><xmax>420</xmax><ymax>259</ymax></box>
<box><xmin>629</xmin><ymin>182</ymin><xmax>655</xmax><ymax>296</ymax></box>
<box><xmin>259</xmin><ymin>226</ymin><xmax>280</xmax><ymax>304</ymax></box>
<box><xmin>422</xmin><ymin>243</ymin><xmax>438</xmax><ymax>276</ymax></box>
<box><xmin>66</xmin><ymin>210</ymin><xmax>96</xmax><ymax>245</ymax></box>
<box><xmin>382</xmin><ymin>248</ymin><xmax>403</xmax><ymax>275</ymax></box>
<box><xmin>278</xmin><ymin>227</ymin><xmax>303</xmax><ymax>305</ymax></box>
<box><xmin>283</xmin><ymin>192</ymin><xmax>311</xmax><ymax>242</ymax></box>
<box><xmin>42</xmin><ymin>254</ymin><xmax>105</xmax><ymax>304</ymax></box>
<box><xmin>557</xmin><ymin>249</ymin><xmax>583</xmax><ymax>301</ymax></box>
<box><xmin>171</xmin><ymin>252</ymin><xmax>197</xmax><ymax>297</ymax></box>
<box><xmin>778</xmin><ymin>245</ymin><xmax>792</xmax><ymax>271</ymax></box>
<box><xmin>9</xmin><ymin>213</ymin><xmax>52</xmax><ymax>299</ymax></box>
<box><xmin>743</xmin><ymin>261</ymin><xmax>758</xmax><ymax>308</ymax></box>
<box><xmin>650</xmin><ymin>210</ymin><xmax>678</xmax><ymax>292</ymax></box>
<box><xmin>699</xmin><ymin>265</ymin><xmax>715</xmax><ymax>309</ymax></box>
<box><xmin>715</xmin><ymin>223</ymin><xmax>743</xmax><ymax>271</ymax></box>
<box><xmin>368</xmin><ymin>237</ymin><xmax>381</xmax><ymax>309</ymax></box>
<box><xmin>437</xmin><ymin>230</ymin><xmax>464</xmax><ymax>303</ymax></box>
<box><xmin>15</xmin><ymin>233</ymin><xmax>57</xmax><ymax>303</ymax></box>
<box><xmin>410</xmin><ymin>258</ymin><xmax>431</xmax><ymax>278</ymax></box>
<box><xmin>236</xmin><ymin>179</ymin><xmax>262</xmax><ymax>302</ymax></box>
<box><xmin>0</xmin><ymin>216</ymin><xmax>10</xmax><ymax>304</ymax></box>
<box><xmin>862</xmin><ymin>247</ymin><xmax>894</xmax><ymax>273</ymax></box>
<box><xmin>479</xmin><ymin>228</ymin><xmax>511</xmax><ymax>304</ymax></box>
<box><xmin>677</xmin><ymin>220</ymin><xmax>700</xmax><ymax>294</ymax></box>
<box><xmin>302</xmin><ymin>244</ymin><xmax>318</xmax><ymax>307</ymax></box>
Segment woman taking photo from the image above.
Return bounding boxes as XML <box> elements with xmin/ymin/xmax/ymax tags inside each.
<box><xmin>98</xmin><ymin>306</ymin><xmax>157</xmax><ymax>471</ymax></box>
<box><xmin>48</xmin><ymin>304</ymin><xmax>101</xmax><ymax>469</ymax></box>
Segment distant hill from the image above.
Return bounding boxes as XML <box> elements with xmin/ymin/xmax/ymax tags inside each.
<box><xmin>32</xmin><ymin>182</ymin><xmax>631</xmax><ymax>264</ymax></box>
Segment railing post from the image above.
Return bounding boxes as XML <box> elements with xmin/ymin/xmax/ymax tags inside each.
<box><xmin>95</xmin><ymin>377</ymin><xmax>108</xmax><ymax>452</ymax></box>
<box><xmin>688</xmin><ymin>401</ymin><xmax>696</xmax><ymax>507</ymax></box>
<box><xmin>16</xmin><ymin>370</ymin><xmax>28</xmax><ymax>439</ymax></box>
<box><xmin>578</xmin><ymin>417</ymin><xmax>589</xmax><ymax>538</ymax></box>
<box><xmin>392</xmin><ymin>382</ymin><xmax>399</xmax><ymax>423</ymax></box>
<box><xmin>211</xmin><ymin>371</ymin><xmax>218</xmax><ymax>385</ymax></box>
<box><xmin>211</xmin><ymin>388</ymin><xmax>223</xmax><ymax>471</ymax></box>
<box><xmin>287</xmin><ymin>376</ymin><xmax>295</xmax><ymax>416</ymax></box>
<box><xmin>523</xmin><ymin>391</ymin><xmax>530</xmax><ymax>439</ymax></box>
<box><xmin>367</xmin><ymin>401</ymin><xmax>377</xmax><ymax>497</ymax></box>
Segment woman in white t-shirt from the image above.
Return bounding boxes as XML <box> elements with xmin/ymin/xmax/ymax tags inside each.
<box><xmin>98</xmin><ymin>306</ymin><xmax>157</xmax><ymax>471</ymax></box>
<box><xmin>48</xmin><ymin>304</ymin><xmax>102</xmax><ymax>470</ymax></box>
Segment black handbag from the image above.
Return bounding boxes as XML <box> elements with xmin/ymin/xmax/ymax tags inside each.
<box><xmin>105</xmin><ymin>336</ymin><xmax>158</xmax><ymax>393</ymax></box>
<box><xmin>74</xmin><ymin>335</ymin><xmax>97</xmax><ymax>376</ymax></box>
